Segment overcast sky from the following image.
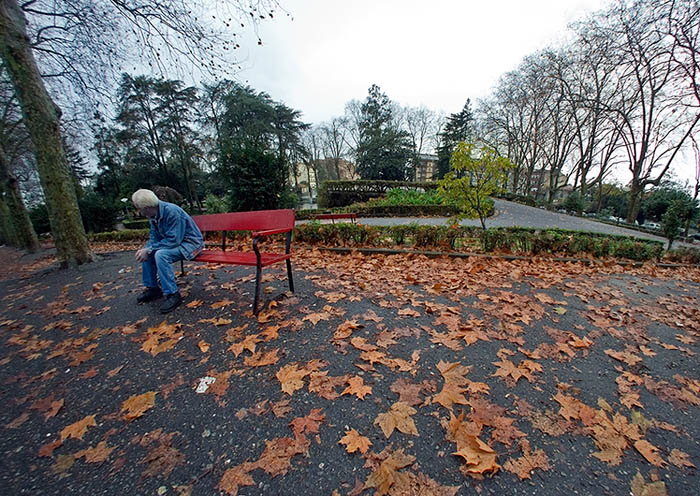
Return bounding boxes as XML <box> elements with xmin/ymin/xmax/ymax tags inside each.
<box><xmin>235</xmin><ymin>0</ymin><xmax>610</xmax><ymax>123</ymax></box>
<box><xmin>227</xmin><ymin>0</ymin><xmax>696</xmax><ymax>185</ymax></box>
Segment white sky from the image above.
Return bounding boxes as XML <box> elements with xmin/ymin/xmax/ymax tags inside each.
<box><xmin>236</xmin><ymin>0</ymin><xmax>610</xmax><ymax>123</ymax></box>
<box><xmin>228</xmin><ymin>0</ymin><xmax>696</xmax><ymax>186</ymax></box>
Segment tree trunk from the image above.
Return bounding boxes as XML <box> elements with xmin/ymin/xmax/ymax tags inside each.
<box><xmin>0</xmin><ymin>0</ymin><xmax>92</xmax><ymax>266</ymax></box>
<box><xmin>0</xmin><ymin>145</ymin><xmax>39</xmax><ymax>251</ymax></box>
<box><xmin>626</xmin><ymin>179</ymin><xmax>643</xmax><ymax>225</ymax></box>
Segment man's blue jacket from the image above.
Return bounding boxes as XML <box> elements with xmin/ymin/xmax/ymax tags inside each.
<box><xmin>146</xmin><ymin>201</ymin><xmax>204</xmax><ymax>260</ymax></box>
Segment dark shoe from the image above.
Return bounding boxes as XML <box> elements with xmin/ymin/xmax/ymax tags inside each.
<box><xmin>137</xmin><ymin>287</ymin><xmax>162</xmax><ymax>303</ymax></box>
<box><xmin>160</xmin><ymin>292</ymin><xmax>182</xmax><ymax>314</ymax></box>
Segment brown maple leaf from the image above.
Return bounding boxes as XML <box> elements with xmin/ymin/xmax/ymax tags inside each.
<box><xmin>121</xmin><ymin>391</ymin><xmax>157</xmax><ymax>421</ymax></box>
<box><xmin>44</xmin><ymin>399</ymin><xmax>64</xmax><ymax>420</ymax></box>
<box><xmin>339</xmin><ymin>428</ymin><xmax>372</xmax><ymax>454</ymax></box>
<box><xmin>185</xmin><ymin>299</ymin><xmax>203</xmax><ymax>308</ymax></box>
<box><xmin>38</xmin><ymin>439</ymin><xmax>63</xmax><ymax>457</ymax></box>
<box><xmin>668</xmin><ymin>448</ymin><xmax>695</xmax><ymax>468</ymax></box>
<box><xmin>365</xmin><ymin>448</ymin><xmax>415</xmax><ymax>496</ymax></box>
<box><xmin>60</xmin><ymin>415</ymin><xmax>97</xmax><ymax>441</ymax></box>
<box><xmin>390</xmin><ymin>378</ymin><xmax>423</xmax><ymax>406</ymax></box>
<box><xmin>211</xmin><ymin>298</ymin><xmax>234</xmax><ymax>309</ymax></box>
<box><xmin>252</xmin><ymin>436</ymin><xmax>308</xmax><ymax>477</ymax></box>
<box><xmin>74</xmin><ymin>441</ymin><xmax>114</xmax><ymax>463</ymax></box>
<box><xmin>302</xmin><ymin>311</ymin><xmax>331</xmax><ymax>325</ymax></box>
<box><xmin>341</xmin><ymin>376</ymin><xmax>372</xmax><ymax>400</ymax></box>
<box><xmin>630</xmin><ymin>470</ymin><xmax>668</xmax><ymax>496</ymax></box>
<box><xmin>228</xmin><ymin>334</ymin><xmax>261</xmax><ymax>357</ymax></box>
<box><xmin>374</xmin><ymin>402</ymin><xmax>419</xmax><ymax>438</ymax></box>
<box><xmin>634</xmin><ymin>439</ymin><xmax>666</xmax><ymax>467</ymax></box>
<box><xmin>197</xmin><ymin>340</ymin><xmax>210</xmax><ymax>353</ymax></box>
<box><xmin>503</xmin><ymin>440</ymin><xmax>551</xmax><ymax>480</ymax></box>
<box><xmin>289</xmin><ymin>409</ymin><xmax>325</xmax><ymax>437</ymax></box>
<box><xmin>218</xmin><ymin>463</ymin><xmax>256</xmax><ymax>496</ymax></box>
<box><xmin>276</xmin><ymin>364</ymin><xmax>309</xmax><ymax>395</ymax></box>
<box><xmin>243</xmin><ymin>349</ymin><xmax>280</xmax><ymax>367</ymax></box>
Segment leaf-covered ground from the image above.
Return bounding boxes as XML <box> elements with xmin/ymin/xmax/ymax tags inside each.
<box><xmin>0</xmin><ymin>246</ymin><xmax>698</xmax><ymax>495</ymax></box>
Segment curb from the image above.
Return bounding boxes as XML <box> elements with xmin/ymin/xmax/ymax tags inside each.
<box><xmin>318</xmin><ymin>247</ymin><xmax>700</xmax><ymax>269</ymax></box>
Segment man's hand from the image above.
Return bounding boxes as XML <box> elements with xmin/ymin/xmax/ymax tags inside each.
<box><xmin>135</xmin><ymin>248</ymin><xmax>149</xmax><ymax>262</ymax></box>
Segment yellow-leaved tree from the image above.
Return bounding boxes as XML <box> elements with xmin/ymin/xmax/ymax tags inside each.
<box><xmin>437</xmin><ymin>142</ymin><xmax>514</xmax><ymax>230</ymax></box>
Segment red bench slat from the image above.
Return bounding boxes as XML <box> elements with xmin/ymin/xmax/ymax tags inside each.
<box><xmin>194</xmin><ymin>251</ymin><xmax>291</xmax><ymax>267</ymax></box>
<box><xmin>193</xmin><ymin>209</ymin><xmax>295</xmax><ymax>233</ymax></box>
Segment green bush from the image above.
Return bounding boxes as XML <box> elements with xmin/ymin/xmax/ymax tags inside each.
<box><xmin>203</xmin><ymin>193</ymin><xmax>230</xmax><ymax>214</ymax></box>
<box><xmin>122</xmin><ymin>219</ymin><xmax>150</xmax><ymax>230</ymax></box>
<box><xmin>89</xmin><ymin>229</ymin><xmax>149</xmax><ymax>242</ymax></box>
<box><xmin>365</xmin><ymin>188</ymin><xmax>449</xmax><ymax>207</ymax></box>
<box><xmin>318</xmin><ymin>180</ymin><xmax>438</xmax><ymax>208</ymax></box>
<box><xmin>296</xmin><ymin>224</ymin><xmax>665</xmax><ymax>261</ymax></box>
<box><xmin>563</xmin><ymin>193</ymin><xmax>585</xmax><ymax>213</ymax></box>
<box><xmin>665</xmin><ymin>247</ymin><xmax>700</xmax><ymax>265</ymax></box>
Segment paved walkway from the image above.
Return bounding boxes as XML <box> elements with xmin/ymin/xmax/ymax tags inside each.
<box><xmin>299</xmin><ymin>199</ymin><xmax>697</xmax><ymax>249</ymax></box>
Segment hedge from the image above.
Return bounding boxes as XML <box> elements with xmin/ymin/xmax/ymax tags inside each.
<box><xmin>318</xmin><ymin>180</ymin><xmax>438</xmax><ymax>208</ymax></box>
<box><xmin>294</xmin><ymin>224</ymin><xmax>665</xmax><ymax>261</ymax></box>
<box><xmin>122</xmin><ymin>219</ymin><xmax>150</xmax><ymax>230</ymax></box>
<box><xmin>89</xmin><ymin>224</ymin><xmax>697</xmax><ymax>263</ymax></box>
<box><xmin>295</xmin><ymin>204</ymin><xmax>460</xmax><ymax>219</ymax></box>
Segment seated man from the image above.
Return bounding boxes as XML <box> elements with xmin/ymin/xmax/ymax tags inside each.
<box><xmin>132</xmin><ymin>189</ymin><xmax>204</xmax><ymax>313</ymax></box>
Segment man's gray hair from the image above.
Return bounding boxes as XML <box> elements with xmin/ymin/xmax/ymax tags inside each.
<box><xmin>131</xmin><ymin>189</ymin><xmax>160</xmax><ymax>208</ymax></box>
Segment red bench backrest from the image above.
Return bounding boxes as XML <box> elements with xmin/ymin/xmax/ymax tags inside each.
<box><xmin>192</xmin><ymin>209</ymin><xmax>295</xmax><ymax>233</ymax></box>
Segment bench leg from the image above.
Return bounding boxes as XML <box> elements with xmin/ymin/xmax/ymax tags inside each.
<box><xmin>254</xmin><ymin>265</ymin><xmax>262</xmax><ymax>315</ymax></box>
<box><xmin>179</xmin><ymin>260</ymin><xmax>186</xmax><ymax>276</ymax></box>
<box><xmin>286</xmin><ymin>259</ymin><xmax>295</xmax><ymax>293</ymax></box>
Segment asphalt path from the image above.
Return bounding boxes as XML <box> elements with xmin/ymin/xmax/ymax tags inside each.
<box><xmin>300</xmin><ymin>199</ymin><xmax>697</xmax><ymax>249</ymax></box>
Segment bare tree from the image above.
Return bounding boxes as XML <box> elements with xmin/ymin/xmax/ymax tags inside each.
<box><xmin>320</xmin><ymin>117</ymin><xmax>348</xmax><ymax>180</ymax></box>
<box><xmin>597</xmin><ymin>0</ymin><xmax>700</xmax><ymax>223</ymax></box>
<box><xmin>0</xmin><ymin>0</ymin><xmax>280</xmax><ymax>265</ymax></box>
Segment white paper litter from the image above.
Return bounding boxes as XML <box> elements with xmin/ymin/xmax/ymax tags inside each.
<box><xmin>195</xmin><ymin>376</ymin><xmax>216</xmax><ymax>393</ymax></box>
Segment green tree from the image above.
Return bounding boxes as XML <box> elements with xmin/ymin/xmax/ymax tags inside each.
<box><xmin>355</xmin><ymin>85</ymin><xmax>412</xmax><ymax>181</ymax></box>
<box><xmin>438</xmin><ymin>142</ymin><xmax>514</xmax><ymax>230</ymax></box>
<box><xmin>155</xmin><ymin>79</ymin><xmax>203</xmax><ymax>210</ymax></box>
<box><xmin>662</xmin><ymin>200</ymin><xmax>683</xmax><ymax>250</ymax></box>
<box><xmin>436</xmin><ymin>100</ymin><xmax>474</xmax><ymax>180</ymax></box>
<box><xmin>215</xmin><ymin>83</ymin><xmax>307</xmax><ymax>210</ymax></box>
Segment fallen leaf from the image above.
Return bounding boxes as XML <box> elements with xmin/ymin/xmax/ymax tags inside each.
<box><xmin>668</xmin><ymin>448</ymin><xmax>694</xmax><ymax>468</ymax></box>
<box><xmin>365</xmin><ymin>448</ymin><xmax>415</xmax><ymax>496</ymax></box>
<box><xmin>341</xmin><ymin>376</ymin><xmax>372</xmax><ymax>400</ymax></box>
<box><xmin>121</xmin><ymin>392</ymin><xmax>157</xmax><ymax>421</ymax></box>
<box><xmin>339</xmin><ymin>429</ymin><xmax>372</xmax><ymax>454</ymax></box>
<box><xmin>74</xmin><ymin>441</ymin><xmax>114</xmax><ymax>463</ymax></box>
<box><xmin>374</xmin><ymin>402</ymin><xmax>418</xmax><ymax>438</ymax></box>
<box><xmin>60</xmin><ymin>415</ymin><xmax>97</xmax><ymax>441</ymax></box>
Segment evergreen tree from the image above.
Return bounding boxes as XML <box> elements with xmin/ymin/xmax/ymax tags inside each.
<box><xmin>436</xmin><ymin>100</ymin><xmax>475</xmax><ymax>179</ymax></box>
<box><xmin>215</xmin><ymin>83</ymin><xmax>308</xmax><ymax>210</ymax></box>
<box><xmin>355</xmin><ymin>85</ymin><xmax>412</xmax><ymax>180</ymax></box>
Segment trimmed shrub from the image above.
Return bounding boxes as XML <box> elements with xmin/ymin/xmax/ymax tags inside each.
<box><xmin>318</xmin><ymin>180</ymin><xmax>438</xmax><ymax>208</ymax></box>
<box><xmin>122</xmin><ymin>219</ymin><xmax>150</xmax><ymax>230</ymax></box>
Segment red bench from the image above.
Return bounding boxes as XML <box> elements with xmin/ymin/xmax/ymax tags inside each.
<box><xmin>185</xmin><ymin>209</ymin><xmax>295</xmax><ymax>314</ymax></box>
<box><xmin>311</xmin><ymin>212</ymin><xmax>357</xmax><ymax>224</ymax></box>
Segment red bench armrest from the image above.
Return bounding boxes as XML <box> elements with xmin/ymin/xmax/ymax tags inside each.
<box><xmin>252</xmin><ymin>227</ymin><xmax>292</xmax><ymax>238</ymax></box>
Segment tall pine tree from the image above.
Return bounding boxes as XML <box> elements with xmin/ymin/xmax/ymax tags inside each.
<box><xmin>436</xmin><ymin>100</ymin><xmax>475</xmax><ymax>179</ymax></box>
<box><xmin>355</xmin><ymin>85</ymin><xmax>412</xmax><ymax>180</ymax></box>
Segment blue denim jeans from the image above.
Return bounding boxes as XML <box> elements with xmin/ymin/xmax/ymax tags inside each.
<box><xmin>142</xmin><ymin>247</ymin><xmax>184</xmax><ymax>295</ymax></box>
